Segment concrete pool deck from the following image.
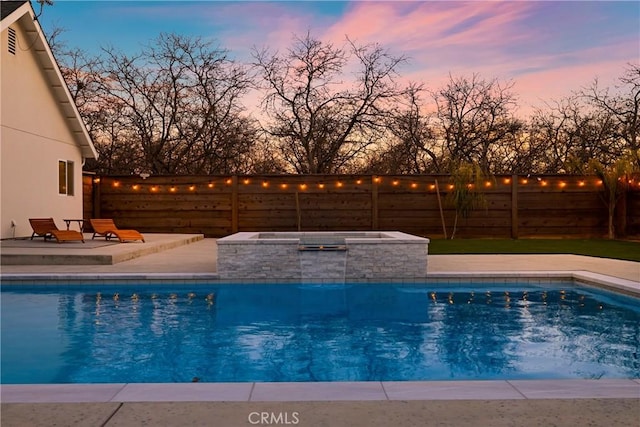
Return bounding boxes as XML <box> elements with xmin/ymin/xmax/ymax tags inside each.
<box><xmin>1</xmin><ymin>234</ymin><xmax>639</xmax><ymax>282</ymax></box>
<box><xmin>1</xmin><ymin>235</ymin><xmax>639</xmax><ymax>426</ymax></box>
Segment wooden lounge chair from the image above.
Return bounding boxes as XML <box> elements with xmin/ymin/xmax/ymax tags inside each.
<box><xmin>89</xmin><ymin>218</ymin><xmax>145</xmax><ymax>243</ymax></box>
<box><xmin>29</xmin><ymin>218</ymin><xmax>85</xmax><ymax>243</ymax></box>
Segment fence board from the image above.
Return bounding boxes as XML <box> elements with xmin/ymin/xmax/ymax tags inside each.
<box><xmin>84</xmin><ymin>174</ymin><xmax>639</xmax><ymax>238</ymax></box>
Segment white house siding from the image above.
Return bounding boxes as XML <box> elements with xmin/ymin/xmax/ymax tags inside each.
<box><xmin>1</xmin><ymin>16</ymin><xmax>85</xmax><ymax>239</ymax></box>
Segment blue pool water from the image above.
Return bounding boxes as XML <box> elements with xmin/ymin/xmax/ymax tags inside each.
<box><xmin>1</xmin><ymin>283</ymin><xmax>639</xmax><ymax>384</ymax></box>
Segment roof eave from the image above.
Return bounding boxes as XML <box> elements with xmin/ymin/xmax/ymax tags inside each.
<box><xmin>3</xmin><ymin>3</ymin><xmax>99</xmax><ymax>160</ymax></box>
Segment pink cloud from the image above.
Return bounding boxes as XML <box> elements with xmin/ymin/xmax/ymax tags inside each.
<box><xmin>321</xmin><ymin>2</ymin><xmax>535</xmax><ymax>54</ymax></box>
<box><xmin>191</xmin><ymin>1</ymin><xmax>637</xmax><ymax>119</ymax></box>
<box><xmin>201</xmin><ymin>2</ymin><xmax>337</xmax><ymax>61</ymax></box>
<box><xmin>513</xmin><ymin>59</ymin><xmax>632</xmax><ymax>115</ymax></box>
<box><xmin>312</xmin><ymin>1</ymin><xmax>636</xmax><ymax>118</ymax></box>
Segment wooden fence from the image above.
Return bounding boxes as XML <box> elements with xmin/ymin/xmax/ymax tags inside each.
<box><xmin>83</xmin><ymin>174</ymin><xmax>640</xmax><ymax>238</ymax></box>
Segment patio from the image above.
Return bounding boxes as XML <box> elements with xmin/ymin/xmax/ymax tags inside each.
<box><xmin>0</xmin><ymin>233</ymin><xmax>204</xmax><ymax>266</ymax></box>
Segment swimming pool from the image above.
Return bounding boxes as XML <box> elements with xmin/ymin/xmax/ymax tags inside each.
<box><xmin>1</xmin><ymin>282</ymin><xmax>638</xmax><ymax>384</ymax></box>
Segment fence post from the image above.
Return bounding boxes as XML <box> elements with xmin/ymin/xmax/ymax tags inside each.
<box><xmin>92</xmin><ymin>176</ymin><xmax>101</xmax><ymax>219</ymax></box>
<box><xmin>231</xmin><ymin>175</ymin><xmax>239</xmax><ymax>234</ymax></box>
<box><xmin>371</xmin><ymin>175</ymin><xmax>379</xmax><ymax>230</ymax></box>
<box><xmin>511</xmin><ymin>174</ymin><xmax>518</xmax><ymax>239</ymax></box>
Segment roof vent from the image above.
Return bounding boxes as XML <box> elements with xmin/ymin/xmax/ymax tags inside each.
<box><xmin>8</xmin><ymin>27</ymin><xmax>16</xmax><ymax>55</ymax></box>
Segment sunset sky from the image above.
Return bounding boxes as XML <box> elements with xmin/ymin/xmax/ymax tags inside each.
<box><xmin>37</xmin><ymin>1</ymin><xmax>639</xmax><ymax>116</ymax></box>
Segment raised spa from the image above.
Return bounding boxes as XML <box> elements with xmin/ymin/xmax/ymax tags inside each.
<box><xmin>216</xmin><ymin>231</ymin><xmax>429</xmax><ymax>281</ymax></box>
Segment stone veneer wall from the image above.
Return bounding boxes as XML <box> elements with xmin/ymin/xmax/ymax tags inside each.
<box><xmin>344</xmin><ymin>242</ymin><xmax>427</xmax><ymax>279</ymax></box>
<box><xmin>217</xmin><ymin>239</ymin><xmax>301</xmax><ymax>280</ymax></box>
<box><xmin>217</xmin><ymin>232</ymin><xmax>429</xmax><ymax>282</ymax></box>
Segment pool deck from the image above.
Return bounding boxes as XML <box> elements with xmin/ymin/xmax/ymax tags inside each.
<box><xmin>1</xmin><ymin>234</ymin><xmax>639</xmax><ymax>426</ymax></box>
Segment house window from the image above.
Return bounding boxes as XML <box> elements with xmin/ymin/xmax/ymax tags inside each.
<box><xmin>58</xmin><ymin>160</ymin><xmax>74</xmax><ymax>196</ymax></box>
<box><xmin>8</xmin><ymin>27</ymin><xmax>16</xmax><ymax>55</ymax></box>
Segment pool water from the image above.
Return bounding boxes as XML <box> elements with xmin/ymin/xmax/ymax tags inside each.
<box><xmin>1</xmin><ymin>283</ymin><xmax>639</xmax><ymax>384</ymax></box>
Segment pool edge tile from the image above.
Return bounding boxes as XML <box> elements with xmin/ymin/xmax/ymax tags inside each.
<box><xmin>250</xmin><ymin>381</ymin><xmax>387</xmax><ymax>401</ymax></box>
<box><xmin>110</xmin><ymin>383</ymin><xmax>254</xmax><ymax>402</ymax></box>
<box><xmin>0</xmin><ymin>384</ymin><xmax>127</xmax><ymax>403</ymax></box>
<box><xmin>3</xmin><ymin>380</ymin><xmax>639</xmax><ymax>403</ymax></box>
<box><xmin>508</xmin><ymin>379</ymin><xmax>640</xmax><ymax>399</ymax></box>
<box><xmin>382</xmin><ymin>381</ymin><xmax>525</xmax><ymax>401</ymax></box>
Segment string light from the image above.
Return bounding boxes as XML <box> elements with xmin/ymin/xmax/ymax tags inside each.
<box><xmin>100</xmin><ymin>175</ymin><xmax>629</xmax><ymax>195</ymax></box>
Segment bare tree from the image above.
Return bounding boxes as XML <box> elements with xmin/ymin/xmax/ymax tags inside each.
<box><xmin>48</xmin><ymin>27</ymin><xmax>136</xmax><ymax>174</ymax></box>
<box><xmin>245</xmin><ymin>134</ymin><xmax>290</xmax><ymax>174</ymax></box>
<box><xmin>479</xmin><ymin>126</ymin><xmax>544</xmax><ymax>174</ymax></box>
<box><xmin>47</xmin><ymin>26</ymin><xmax>104</xmax><ymax>135</ymax></box>
<box><xmin>54</xmin><ymin>33</ymin><xmax>258</xmax><ymax>175</ymax></box>
<box><xmin>528</xmin><ymin>95</ymin><xmax>627</xmax><ymax>173</ymax></box>
<box><xmin>253</xmin><ymin>33</ymin><xmax>409</xmax><ymax>174</ymax></box>
<box><xmin>582</xmin><ymin>63</ymin><xmax>640</xmax><ymax>168</ymax></box>
<box><xmin>50</xmin><ymin>23</ymin><xmax>637</xmax><ymax>176</ymax></box>
<box><xmin>432</xmin><ymin>74</ymin><xmax>522</xmax><ymax>174</ymax></box>
<box><xmin>528</xmin><ymin>98</ymin><xmax>588</xmax><ymax>173</ymax></box>
<box><xmin>368</xmin><ymin>84</ymin><xmax>444</xmax><ymax>173</ymax></box>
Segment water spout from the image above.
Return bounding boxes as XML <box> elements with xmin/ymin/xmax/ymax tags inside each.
<box><xmin>299</xmin><ymin>239</ymin><xmax>348</xmax><ymax>283</ymax></box>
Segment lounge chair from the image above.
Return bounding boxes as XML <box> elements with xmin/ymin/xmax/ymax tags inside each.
<box><xmin>89</xmin><ymin>218</ymin><xmax>145</xmax><ymax>243</ymax></box>
<box><xmin>29</xmin><ymin>218</ymin><xmax>85</xmax><ymax>243</ymax></box>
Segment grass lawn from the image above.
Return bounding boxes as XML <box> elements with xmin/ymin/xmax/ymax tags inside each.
<box><xmin>428</xmin><ymin>238</ymin><xmax>640</xmax><ymax>262</ymax></box>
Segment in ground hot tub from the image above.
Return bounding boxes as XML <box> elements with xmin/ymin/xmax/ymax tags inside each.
<box><xmin>216</xmin><ymin>231</ymin><xmax>429</xmax><ymax>282</ymax></box>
